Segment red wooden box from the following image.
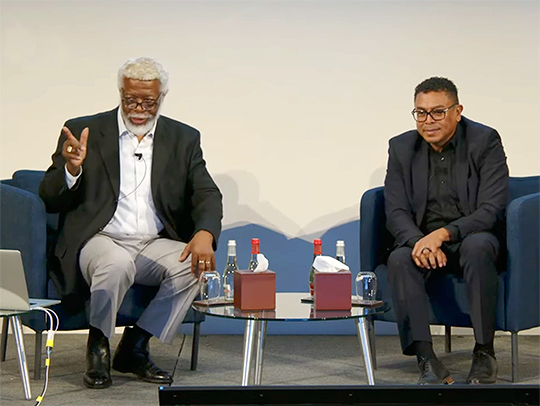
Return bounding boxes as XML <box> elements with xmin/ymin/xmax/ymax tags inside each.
<box><xmin>313</xmin><ymin>269</ymin><xmax>352</xmax><ymax>310</ymax></box>
<box><xmin>233</xmin><ymin>270</ymin><xmax>276</xmax><ymax>310</ymax></box>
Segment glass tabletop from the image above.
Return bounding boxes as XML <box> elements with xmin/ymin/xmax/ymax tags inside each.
<box><xmin>0</xmin><ymin>298</ymin><xmax>61</xmax><ymax>318</ymax></box>
<box><xmin>192</xmin><ymin>292</ymin><xmax>389</xmax><ymax>321</ymax></box>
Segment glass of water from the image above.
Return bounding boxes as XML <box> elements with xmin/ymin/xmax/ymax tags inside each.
<box><xmin>199</xmin><ymin>270</ymin><xmax>222</xmax><ymax>303</ymax></box>
<box><xmin>355</xmin><ymin>271</ymin><xmax>378</xmax><ymax>301</ymax></box>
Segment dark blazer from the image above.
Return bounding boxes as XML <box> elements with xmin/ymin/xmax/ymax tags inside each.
<box><xmin>39</xmin><ymin>108</ymin><xmax>223</xmax><ymax>310</ymax></box>
<box><xmin>384</xmin><ymin>116</ymin><xmax>509</xmax><ymax>248</ymax></box>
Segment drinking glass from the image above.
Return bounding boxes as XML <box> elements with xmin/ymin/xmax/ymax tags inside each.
<box><xmin>355</xmin><ymin>271</ymin><xmax>377</xmax><ymax>301</ymax></box>
<box><xmin>199</xmin><ymin>270</ymin><xmax>222</xmax><ymax>302</ymax></box>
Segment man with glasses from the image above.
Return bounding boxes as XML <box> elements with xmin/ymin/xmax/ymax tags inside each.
<box><xmin>384</xmin><ymin>77</ymin><xmax>508</xmax><ymax>384</ymax></box>
<box><xmin>39</xmin><ymin>57</ymin><xmax>222</xmax><ymax>389</ymax></box>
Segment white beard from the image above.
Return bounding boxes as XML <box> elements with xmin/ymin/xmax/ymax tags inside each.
<box><xmin>120</xmin><ymin>103</ymin><xmax>163</xmax><ymax>136</ymax></box>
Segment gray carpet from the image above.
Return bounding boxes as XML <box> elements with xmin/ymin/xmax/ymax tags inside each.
<box><xmin>1</xmin><ymin>333</ymin><xmax>538</xmax><ymax>406</ymax></box>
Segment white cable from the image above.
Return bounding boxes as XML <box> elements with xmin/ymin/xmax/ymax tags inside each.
<box><xmin>31</xmin><ymin>307</ymin><xmax>59</xmax><ymax>406</ymax></box>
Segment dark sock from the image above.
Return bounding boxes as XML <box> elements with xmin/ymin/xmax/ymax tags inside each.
<box><xmin>474</xmin><ymin>341</ymin><xmax>495</xmax><ymax>357</ymax></box>
<box><xmin>89</xmin><ymin>325</ymin><xmax>105</xmax><ymax>340</ymax></box>
<box><xmin>415</xmin><ymin>341</ymin><xmax>437</xmax><ymax>363</ymax></box>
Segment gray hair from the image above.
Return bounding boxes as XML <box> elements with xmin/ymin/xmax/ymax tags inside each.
<box><xmin>117</xmin><ymin>57</ymin><xmax>169</xmax><ymax>94</ymax></box>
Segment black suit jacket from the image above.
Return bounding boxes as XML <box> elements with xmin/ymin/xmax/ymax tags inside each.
<box><xmin>384</xmin><ymin>116</ymin><xmax>509</xmax><ymax>248</ymax></box>
<box><xmin>39</xmin><ymin>108</ymin><xmax>223</xmax><ymax>310</ymax></box>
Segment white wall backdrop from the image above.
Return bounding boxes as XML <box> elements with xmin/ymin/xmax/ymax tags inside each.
<box><xmin>1</xmin><ymin>0</ymin><xmax>539</xmax><ymax>240</ymax></box>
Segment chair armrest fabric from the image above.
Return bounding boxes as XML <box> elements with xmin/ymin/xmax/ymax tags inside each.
<box><xmin>360</xmin><ymin>187</ymin><xmax>393</xmax><ymax>271</ymax></box>
<box><xmin>505</xmin><ymin>192</ymin><xmax>540</xmax><ymax>331</ymax></box>
<box><xmin>0</xmin><ymin>183</ymin><xmax>48</xmax><ymax>297</ymax></box>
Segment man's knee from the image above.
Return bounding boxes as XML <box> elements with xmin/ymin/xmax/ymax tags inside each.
<box><xmin>459</xmin><ymin>232</ymin><xmax>499</xmax><ymax>264</ymax></box>
<box><xmin>387</xmin><ymin>247</ymin><xmax>416</xmax><ymax>280</ymax></box>
<box><xmin>388</xmin><ymin>247</ymin><xmax>414</xmax><ymax>270</ymax></box>
<box><xmin>88</xmin><ymin>253</ymin><xmax>136</xmax><ymax>288</ymax></box>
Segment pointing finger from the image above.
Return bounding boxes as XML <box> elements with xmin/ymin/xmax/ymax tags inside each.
<box><xmin>79</xmin><ymin>127</ymin><xmax>90</xmax><ymax>149</ymax></box>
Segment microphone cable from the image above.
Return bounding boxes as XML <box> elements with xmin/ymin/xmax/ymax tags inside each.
<box><xmin>116</xmin><ymin>153</ymin><xmax>148</xmax><ymax>203</ymax></box>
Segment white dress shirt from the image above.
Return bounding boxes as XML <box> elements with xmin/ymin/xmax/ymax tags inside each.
<box><xmin>65</xmin><ymin>109</ymin><xmax>164</xmax><ymax>236</ymax></box>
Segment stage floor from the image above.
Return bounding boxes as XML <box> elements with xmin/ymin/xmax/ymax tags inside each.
<box><xmin>1</xmin><ymin>333</ymin><xmax>538</xmax><ymax>406</ymax></box>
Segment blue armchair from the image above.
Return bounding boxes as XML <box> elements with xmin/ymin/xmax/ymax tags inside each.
<box><xmin>359</xmin><ymin>176</ymin><xmax>540</xmax><ymax>382</ymax></box>
<box><xmin>0</xmin><ymin>170</ymin><xmax>204</xmax><ymax>379</ymax></box>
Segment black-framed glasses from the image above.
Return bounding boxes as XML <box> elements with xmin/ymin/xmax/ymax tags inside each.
<box><xmin>411</xmin><ymin>103</ymin><xmax>458</xmax><ymax>122</ymax></box>
<box><xmin>121</xmin><ymin>92</ymin><xmax>162</xmax><ymax>111</ymax></box>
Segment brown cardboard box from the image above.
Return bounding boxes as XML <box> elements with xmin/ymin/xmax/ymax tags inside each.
<box><xmin>233</xmin><ymin>270</ymin><xmax>276</xmax><ymax>310</ymax></box>
<box><xmin>313</xmin><ymin>269</ymin><xmax>352</xmax><ymax>310</ymax></box>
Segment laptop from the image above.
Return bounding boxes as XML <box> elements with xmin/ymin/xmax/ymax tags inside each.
<box><xmin>0</xmin><ymin>249</ymin><xmax>34</xmax><ymax>314</ymax></box>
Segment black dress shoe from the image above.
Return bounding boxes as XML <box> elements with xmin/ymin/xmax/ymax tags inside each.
<box><xmin>467</xmin><ymin>350</ymin><xmax>498</xmax><ymax>384</ymax></box>
<box><xmin>112</xmin><ymin>327</ymin><xmax>173</xmax><ymax>384</ymax></box>
<box><xmin>83</xmin><ymin>335</ymin><xmax>112</xmax><ymax>389</ymax></box>
<box><xmin>417</xmin><ymin>357</ymin><xmax>454</xmax><ymax>385</ymax></box>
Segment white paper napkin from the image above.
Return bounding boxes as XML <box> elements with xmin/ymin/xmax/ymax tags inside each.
<box><xmin>313</xmin><ymin>255</ymin><xmax>349</xmax><ymax>273</ymax></box>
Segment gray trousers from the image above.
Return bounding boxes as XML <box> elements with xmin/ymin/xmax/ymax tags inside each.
<box><xmin>79</xmin><ymin>232</ymin><xmax>199</xmax><ymax>344</ymax></box>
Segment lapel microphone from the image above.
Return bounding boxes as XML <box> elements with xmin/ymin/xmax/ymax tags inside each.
<box><xmin>134</xmin><ymin>153</ymin><xmax>143</xmax><ymax>161</ymax></box>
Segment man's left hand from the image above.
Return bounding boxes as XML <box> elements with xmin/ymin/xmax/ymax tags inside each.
<box><xmin>179</xmin><ymin>230</ymin><xmax>215</xmax><ymax>277</ymax></box>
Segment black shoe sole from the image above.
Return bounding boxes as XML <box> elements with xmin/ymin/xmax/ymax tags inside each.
<box><xmin>83</xmin><ymin>376</ymin><xmax>112</xmax><ymax>389</ymax></box>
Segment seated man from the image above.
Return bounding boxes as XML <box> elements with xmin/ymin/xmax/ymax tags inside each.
<box><xmin>39</xmin><ymin>57</ymin><xmax>223</xmax><ymax>389</ymax></box>
<box><xmin>384</xmin><ymin>77</ymin><xmax>508</xmax><ymax>385</ymax></box>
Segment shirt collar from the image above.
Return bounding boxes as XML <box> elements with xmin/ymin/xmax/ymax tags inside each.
<box><xmin>117</xmin><ymin>107</ymin><xmax>157</xmax><ymax>139</ymax></box>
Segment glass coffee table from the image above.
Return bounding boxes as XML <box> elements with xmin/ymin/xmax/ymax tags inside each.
<box><xmin>193</xmin><ymin>292</ymin><xmax>388</xmax><ymax>386</ymax></box>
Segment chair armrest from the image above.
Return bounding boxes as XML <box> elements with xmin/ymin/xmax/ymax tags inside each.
<box><xmin>360</xmin><ymin>187</ymin><xmax>393</xmax><ymax>271</ymax></box>
<box><xmin>0</xmin><ymin>183</ymin><xmax>48</xmax><ymax>297</ymax></box>
<box><xmin>505</xmin><ymin>192</ymin><xmax>540</xmax><ymax>329</ymax></box>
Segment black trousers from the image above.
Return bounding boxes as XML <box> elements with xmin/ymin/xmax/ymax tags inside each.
<box><xmin>387</xmin><ymin>232</ymin><xmax>499</xmax><ymax>355</ymax></box>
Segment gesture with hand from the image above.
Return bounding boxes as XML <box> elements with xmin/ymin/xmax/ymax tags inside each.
<box><xmin>62</xmin><ymin>126</ymin><xmax>89</xmax><ymax>176</ymax></box>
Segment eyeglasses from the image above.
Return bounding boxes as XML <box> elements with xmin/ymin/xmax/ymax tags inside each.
<box><xmin>121</xmin><ymin>92</ymin><xmax>161</xmax><ymax>111</ymax></box>
<box><xmin>411</xmin><ymin>103</ymin><xmax>458</xmax><ymax>122</ymax></box>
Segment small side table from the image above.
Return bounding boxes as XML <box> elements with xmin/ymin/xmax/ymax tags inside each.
<box><xmin>0</xmin><ymin>299</ymin><xmax>60</xmax><ymax>400</ymax></box>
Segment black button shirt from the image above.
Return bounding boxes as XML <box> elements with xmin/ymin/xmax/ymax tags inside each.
<box><xmin>421</xmin><ymin>132</ymin><xmax>463</xmax><ymax>242</ymax></box>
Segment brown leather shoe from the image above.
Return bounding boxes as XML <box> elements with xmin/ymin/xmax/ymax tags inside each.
<box><xmin>467</xmin><ymin>350</ymin><xmax>498</xmax><ymax>384</ymax></box>
<box><xmin>417</xmin><ymin>357</ymin><xmax>454</xmax><ymax>385</ymax></box>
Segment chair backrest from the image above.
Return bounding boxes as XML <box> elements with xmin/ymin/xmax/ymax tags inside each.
<box><xmin>508</xmin><ymin>176</ymin><xmax>540</xmax><ymax>203</ymax></box>
<box><xmin>359</xmin><ymin>187</ymin><xmax>394</xmax><ymax>272</ymax></box>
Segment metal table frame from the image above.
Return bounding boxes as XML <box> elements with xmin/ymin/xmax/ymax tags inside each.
<box><xmin>193</xmin><ymin>292</ymin><xmax>388</xmax><ymax>386</ymax></box>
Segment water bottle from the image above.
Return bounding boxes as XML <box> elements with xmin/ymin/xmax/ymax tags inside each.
<box><xmin>335</xmin><ymin>240</ymin><xmax>346</xmax><ymax>264</ymax></box>
<box><xmin>223</xmin><ymin>240</ymin><xmax>238</xmax><ymax>300</ymax></box>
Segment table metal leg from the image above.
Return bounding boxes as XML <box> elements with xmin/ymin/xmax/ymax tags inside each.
<box><xmin>11</xmin><ymin>316</ymin><xmax>32</xmax><ymax>399</ymax></box>
<box><xmin>241</xmin><ymin>320</ymin><xmax>257</xmax><ymax>386</ymax></box>
<box><xmin>355</xmin><ymin>317</ymin><xmax>375</xmax><ymax>385</ymax></box>
<box><xmin>254</xmin><ymin>320</ymin><xmax>267</xmax><ymax>385</ymax></box>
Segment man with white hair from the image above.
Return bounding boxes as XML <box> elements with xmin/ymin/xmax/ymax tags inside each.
<box><xmin>39</xmin><ymin>57</ymin><xmax>223</xmax><ymax>389</ymax></box>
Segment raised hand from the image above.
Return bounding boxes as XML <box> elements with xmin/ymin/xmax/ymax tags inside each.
<box><xmin>62</xmin><ymin>126</ymin><xmax>89</xmax><ymax>176</ymax></box>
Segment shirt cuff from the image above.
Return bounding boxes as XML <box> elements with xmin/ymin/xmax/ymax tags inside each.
<box><xmin>64</xmin><ymin>165</ymin><xmax>82</xmax><ymax>189</ymax></box>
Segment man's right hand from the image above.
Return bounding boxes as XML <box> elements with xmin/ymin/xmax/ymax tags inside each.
<box><xmin>62</xmin><ymin>126</ymin><xmax>89</xmax><ymax>176</ymax></box>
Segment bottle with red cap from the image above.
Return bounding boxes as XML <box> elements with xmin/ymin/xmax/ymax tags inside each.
<box><xmin>309</xmin><ymin>239</ymin><xmax>322</xmax><ymax>296</ymax></box>
<box><xmin>248</xmin><ymin>238</ymin><xmax>260</xmax><ymax>271</ymax></box>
